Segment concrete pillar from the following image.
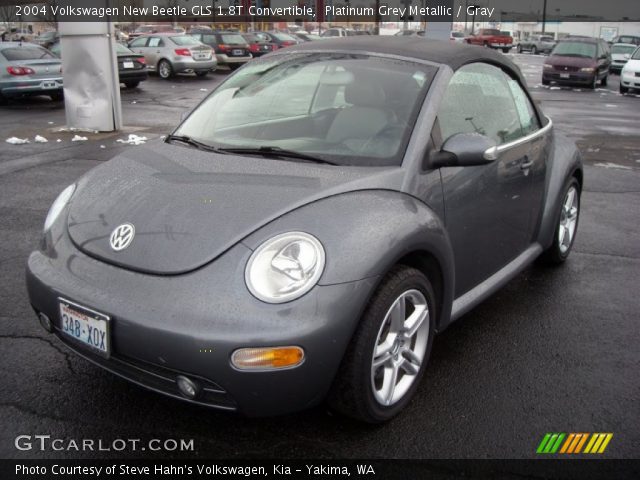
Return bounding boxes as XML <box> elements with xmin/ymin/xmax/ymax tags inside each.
<box><xmin>58</xmin><ymin>8</ymin><xmax>122</xmax><ymax>131</ymax></box>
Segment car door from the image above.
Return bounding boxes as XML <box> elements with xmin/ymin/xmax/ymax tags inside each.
<box><xmin>436</xmin><ymin>62</ymin><xmax>537</xmax><ymax>297</ymax></box>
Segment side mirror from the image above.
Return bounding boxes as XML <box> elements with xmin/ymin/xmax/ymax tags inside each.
<box><xmin>429</xmin><ymin>133</ymin><xmax>497</xmax><ymax>169</ymax></box>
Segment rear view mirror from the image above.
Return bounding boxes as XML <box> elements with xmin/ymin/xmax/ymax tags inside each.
<box><xmin>429</xmin><ymin>133</ymin><xmax>497</xmax><ymax>169</ymax></box>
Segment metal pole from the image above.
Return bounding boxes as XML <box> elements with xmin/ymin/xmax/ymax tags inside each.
<box><xmin>541</xmin><ymin>0</ymin><xmax>547</xmax><ymax>33</ymax></box>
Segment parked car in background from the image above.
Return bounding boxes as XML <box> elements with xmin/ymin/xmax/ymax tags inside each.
<box><xmin>0</xmin><ymin>42</ymin><xmax>63</xmax><ymax>104</ymax></box>
<box><xmin>542</xmin><ymin>37</ymin><xmax>611</xmax><ymax>88</ymax></box>
<box><xmin>450</xmin><ymin>31</ymin><xmax>465</xmax><ymax>43</ymax></box>
<box><xmin>517</xmin><ymin>34</ymin><xmax>556</xmax><ymax>54</ymax></box>
<box><xmin>6</xmin><ymin>27</ymin><xmax>35</xmax><ymax>42</ymax></box>
<box><xmin>395</xmin><ymin>30</ymin><xmax>425</xmax><ymax>37</ymax></box>
<box><xmin>293</xmin><ymin>32</ymin><xmax>322</xmax><ymax>42</ymax></box>
<box><xmin>189</xmin><ymin>31</ymin><xmax>251</xmax><ymax>70</ymax></box>
<box><xmin>611</xmin><ymin>35</ymin><xmax>640</xmax><ymax>46</ymax></box>
<box><xmin>465</xmin><ymin>28</ymin><xmax>513</xmax><ymax>52</ymax></box>
<box><xmin>321</xmin><ymin>27</ymin><xmax>356</xmax><ymax>38</ymax></box>
<box><xmin>620</xmin><ymin>46</ymin><xmax>640</xmax><ymax>93</ymax></box>
<box><xmin>128</xmin><ymin>34</ymin><xmax>216</xmax><ymax>79</ymax></box>
<box><xmin>128</xmin><ymin>24</ymin><xmax>175</xmax><ymax>40</ymax></box>
<box><xmin>27</xmin><ymin>38</ymin><xmax>583</xmax><ymax>423</ymax></box>
<box><xmin>50</xmin><ymin>41</ymin><xmax>148</xmax><ymax>88</ymax></box>
<box><xmin>610</xmin><ymin>43</ymin><xmax>637</xmax><ymax>74</ymax></box>
<box><xmin>240</xmin><ymin>33</ymin><xmax>276</xmax><ymax>57</ymax></box>
<box><xmin>254</xmin><ymin>31</ymin><xmax>299</xmax><ymax>48</ymax></box>
<box><xmin>34</xmin><ymin>31</ymin><xmax>59</xmax><ymax>50</ymax></box>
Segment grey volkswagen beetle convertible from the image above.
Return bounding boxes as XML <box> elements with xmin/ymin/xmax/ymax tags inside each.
<box><xmin>26</xmin><ymin>38</ymin><xmax>582</xmax><ymax>422</ymax></box>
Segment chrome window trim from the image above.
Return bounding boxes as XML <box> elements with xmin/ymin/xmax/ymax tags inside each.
<box><xmin>484</xmin><ymin>116</ymin><xmax>553</xmax><ymax>161</ymax></box>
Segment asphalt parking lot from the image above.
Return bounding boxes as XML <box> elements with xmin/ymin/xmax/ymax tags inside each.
<box><xmin>0</xmin><ymin>53</ymin><xmax>638</xmax><ymax>460</ymax></box>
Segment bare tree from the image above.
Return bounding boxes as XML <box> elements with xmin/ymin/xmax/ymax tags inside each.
<box><xmin>0</xmin><ymin>4</ymin><xmax>17</xmax><ymax>31</ymax></box>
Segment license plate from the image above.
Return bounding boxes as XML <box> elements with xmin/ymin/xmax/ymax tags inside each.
<box><xmin>195</xmin><ymin>53</ymin><xmax>209</xmax><ymax>60</ymax></box>
<box><xmin>232</xmin><ymin>49</ymin><xmax>243</xmax><ymax>55</ymax></box>
<box><xmin>123</xmin><ymin>61</ymin><xmax>135</xmax><ymax>69</ymax></box>
<box><xmin>41</xmin><ymin>81</ymin><xmax>56</xmax><ymax>89</ymax></box>
<box><xmin>59</xmin><ymin>298</ymin><xmax>110</xmax><ymax>357</ymax></box>
<box><xmin>560</xmin><ymin>73</ymin><xmax>570</xmax><ymax>78</ymax></box>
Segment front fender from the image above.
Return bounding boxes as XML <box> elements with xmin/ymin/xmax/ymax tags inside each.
<box><xmin>242</xmin><ymin>190</ymin><xmax>455</xmax><ymax>325</ymax></box>
<box><xmin>537</xmin><ymin>131</ymin><xmax>584</xmax><ymax>250</ymax></box>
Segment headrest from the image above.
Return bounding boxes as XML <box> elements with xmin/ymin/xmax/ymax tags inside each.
<box><xmin>345</xmin><ymin>81</ymin><xmax>386</xmax><ymax>108</ymax></box>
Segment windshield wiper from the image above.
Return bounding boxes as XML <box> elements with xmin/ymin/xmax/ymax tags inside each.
<box><xmin>165</xmin><ymin>134</ymin><xmax>223</xmax><ymax>153</ymax></box>
<box><xmin>217</xmin><ymin>146</ymin><xmax>337</xmax><ymax>165</ymax></box>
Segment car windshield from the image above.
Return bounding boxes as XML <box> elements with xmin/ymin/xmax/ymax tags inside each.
<box><xmin>1</xmin><ymin>46</ymin><xmax>55</xmax><ymax>61</ymax></box>
<box><xmin>541</xmin><ymin>36</ymin><xmax>554</xmax><ymax>42</ymax></box>
<box><xmin>220</xmin><ymin>34</ymin><xmax>246</xmax><ymax>45</ymax></box>
<box><xmin>171</xmin><ymin>35</ymin><xmax>201</xmax><ymax>46</ymax></box>
<box><xmin>136</xmin><ymin>26</ymin><xmax>154</xmax><ymax>33</ymax></box>
<box><xmin>451</xmin><ymin>32</ymin><xmax>464</xmax><ymax>38</ymax></box>
<box><xmin>552</xmin><ymin>42</ymin><xmax>596</xmax><ymax>58</ymax></box>
<box><xmin>632</xmin><ymin>47</ymin><xmax>640</xmax><ymax>60</ymax></box>
<box><xmin>483</xmin><ymin>29</ymin><xmax>501</xmax><ymax>36</ymax></box>
<box><xmin>173</xmin><ymin>53</ymin><xmax>435</xmax><ymax>167</ymax></box>
<box><xmin>612</xmin><ymin>44</ymin><xmax>636</xmax><ymax>55</ymax></box>
<box><xmin>243</xmin><ymin>34</ymin><xmax>259</xmax><ymax>42</ymax></box>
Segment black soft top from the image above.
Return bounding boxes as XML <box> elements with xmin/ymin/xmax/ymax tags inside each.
<box><xmin>287</xmin><ymin>36</ymin><xmax>521</xmax><ymax>73</ymax></box>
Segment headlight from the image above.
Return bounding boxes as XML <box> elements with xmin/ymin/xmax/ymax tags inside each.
<box><xmin>245</xmin><ymin>232</ymin><xmax>325</xmax><ymax>304</ymax></box>
<box><xmin>543</xmin><ymin>64</ymin><xmax>553</xmax><ymax>69</ymax></box>
<box><xmin>580</xmin><ymin>67</ymin><xmax>595</xmax><ymax>72</ymax></box>
<box><xmin>43</xmin><ymin>184</ymin><xmax>75</xmax><ymax>232</ymax></box>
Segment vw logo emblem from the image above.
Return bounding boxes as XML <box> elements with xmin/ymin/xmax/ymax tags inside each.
<box><xmin>110</xmin><ymin>223</ymin><xmax>135</xmax><ymax>251</ymax></box>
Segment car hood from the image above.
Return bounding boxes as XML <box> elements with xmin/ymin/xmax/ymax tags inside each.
<box><xmin>623</xmin><ymin>59</ymin><xmax>640</xmax><ymax>72</ymax></box>
<box><xmin>67</xmin><ymin>140</ymin><xmax>405</xmax><ymax>274</ymax></box>
<box><xmin>545</xmin><ymin>55</ymin><xmax>595</xmax><ymax>67</ymax></box>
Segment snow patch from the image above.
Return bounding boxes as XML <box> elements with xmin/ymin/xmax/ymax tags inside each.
<box><xmin>117</xmin><ymin>134</ymin><xmax>147</xmax><ymax>146</ymax></box>
<box><xmin>6</xmin><ymin>137</ymin><xmax>29</xmax><ymax>144</ymax></box>
<box><xmin>34</xmin><ymin>135</ymin><xmax>48</xmax><ymax>143</ymax></box>
<box><xmin>594</xmin><ymin>162</ymin><xmax>632</xmax><ymax>170</ymax></box>
<box><xmin>71</xmin><ymin>135</ymin><xmax>88</xmax><ymax>142</ymax></box>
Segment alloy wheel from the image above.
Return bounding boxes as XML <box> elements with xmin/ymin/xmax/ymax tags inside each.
<box><xmin>558</xmin><ymin>185</ymin><xmax>579</xmax><ymax>254</ymax></box>
<box><xmin>370</xmin><ymin>289</ymin><xmax>430</xmax><ymax>407</ymax></box>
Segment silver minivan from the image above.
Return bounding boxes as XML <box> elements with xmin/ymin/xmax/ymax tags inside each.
<box><xmin>128</xmin><ymin>34</ymin><xmax>217</xmax><ymax>79</ymax></box>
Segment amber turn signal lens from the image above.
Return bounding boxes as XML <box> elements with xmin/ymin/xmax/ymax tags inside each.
<box><xmin>231</xmin><ymin>346</ymin><xmax>304</xmax><ymax>370</ymax></box>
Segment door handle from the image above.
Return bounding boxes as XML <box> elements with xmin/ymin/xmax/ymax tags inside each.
<box><xmin>520</xmin><ymin>157</ymin><xmax>534</xmax><ymax>170</ymax></box>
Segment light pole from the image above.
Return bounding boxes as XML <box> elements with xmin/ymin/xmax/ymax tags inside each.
<box><xmin>541</xmin><ymin>0</ymin><xmax>547</xmax><ymax>33</ymax></box>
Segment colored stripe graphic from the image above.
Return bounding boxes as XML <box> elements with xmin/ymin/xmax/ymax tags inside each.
<box><xmin>537</xmin><ymin>433</ymin><xmax>613</xmax><ymax>454</ymax></box>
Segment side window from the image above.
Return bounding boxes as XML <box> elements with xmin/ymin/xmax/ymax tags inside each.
<box><xmin>148</xmin><ymin>37</ymin><xmax>163</xmax><ymax>48</ymax></box>
<box><xmin>506</xmin><ymin>77</ymin><xmax>540</xmax><ymax>136</ymax></box>
<box><xmin>438</xmin><ymin>63</ymin><xmax>523</xmax><ymax>145</ymax></box>
<box><xmin>129</xmin><ymin>37</ymin><xmax>148</xmax><ymax>48</ymax></box>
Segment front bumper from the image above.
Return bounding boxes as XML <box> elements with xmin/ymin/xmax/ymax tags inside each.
<box><xmin>490</xmin><ymin>43</ymin><xmax>512</xmax><ymax>49</ymax></box>
<box><xmin>1</xmin><ymin>77</ymin><xmax>63</xmax><ymax>97</ymax></box>
<box><xmin>26</xmin><ymin>222</ymin><xmax>376</xmax><ymax>416</ymax></box>
<box><xmin>542</xmin><ymin>71</ymin><xmax>595</xmax><ymax>85</ymax></box>
<box><xmin>620</xmin><ymin>71</ymin><xmax>640</xmax><ymax>89</ymax></box>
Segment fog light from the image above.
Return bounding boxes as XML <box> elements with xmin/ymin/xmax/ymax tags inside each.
<box><xmin>38</xmin><ymin>313</ymin><xmax>53</xmax><ymax>333</ymax></box>
<box><xmin>176</xmin><ymin>375</ymin><xmax>200</xmax><ymax>399</ymax></box>
<box><xmin>231</xmin><ymin>346</ymin><xmax>304</xmax><ymax>371</ymax></box>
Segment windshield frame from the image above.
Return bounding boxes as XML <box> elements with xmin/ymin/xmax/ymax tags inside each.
<box><xmin>170</xmin><ymin>50</ymin><xmax>439</xmax><ymax>168</ymax></box>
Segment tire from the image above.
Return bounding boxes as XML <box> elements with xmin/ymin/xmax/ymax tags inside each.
<box><xmin>517</xmin><ymin>44</ymin><xmax>522</xmax><ymax>53</ymax></box>
<box><xmin>328</xmin><ymin>265</ymin><xmax>436</xmax><ymax>423</ymax></box>
<box><xmin>49</xmin><ymin>91</ymin><xmax>63</xmax><ymax>102</ymax></box>
<box><xmin>542</xmin><ymin>78</ymin><xmax>550</xmax><ymax>86</ymax></box>
<box><xmin>158</xmin><ymin>59</ymin><xmax>174</xmax><ymax>79</ymax></box>
<box><xmin>532</xmin><ymin>46</ymin><xmax>538</xmax><ymax>55</ymax></box>
<box><xmin>195</xmin><ymin>71</ymin><xmax>208</xmax><ymax>77</ymax></box>
<box><xmin>620</xmin><ymin>84</ymin><xmax>628</xmax><ymax>94</ymax></box>
<box><xmin>502</xmin><ymin>48</ymin><xmax>510</xmax><ymax>53</ymax></box>
<box><xmin>588</xmin><ymin>75</ymin><xmax>597</xmax><ymax>90</ymax></box>
<box><xmin>540</xmin><ymin>177</ymin><xmax>581</xmax><ymax>265</ymax></box>
<box><xmin>483</xmin><ymin>41</ymin><xmax>489</xmax><ymax>48</ymax></box>
<box><xmin>600</xmin><ymin>75</ymin><xmax>607</xmax><ymax>86</ymax></box>
<box><xmin>124</xmin><ymin>81</ymin><xmax>140</xmax><ymax>88</ymax></box>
